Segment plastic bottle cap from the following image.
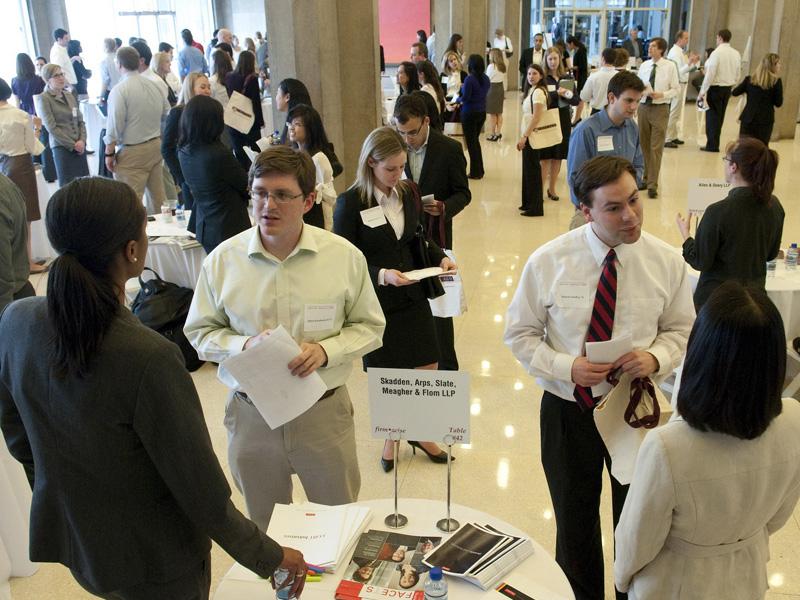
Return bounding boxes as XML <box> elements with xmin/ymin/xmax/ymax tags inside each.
<box><xmin>430</xmin><ymin>567</ymin><xmax>443</xmax><ymax>580</ymax></box>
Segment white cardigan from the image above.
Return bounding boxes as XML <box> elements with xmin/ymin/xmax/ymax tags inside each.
<box><xmin>615</xmin><ymin>398</ymin><xmax>800</xmax><ymax>599</ymax></box>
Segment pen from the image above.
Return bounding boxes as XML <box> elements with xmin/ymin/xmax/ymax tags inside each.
<box><xmin>306</xmin><ymin>563</ymin><xmax>325</xmax><ymax>574</ymax></box>
<box><xmin>306</xmin><ymin>575</ymin><xmax>322</xmax><ymax>582</ymax></box>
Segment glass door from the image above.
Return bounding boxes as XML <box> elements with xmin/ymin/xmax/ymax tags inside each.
<box><xmin>572</xmin><ymin>12</ymin><xmax>603</xmax><ymax>65</ymax></box>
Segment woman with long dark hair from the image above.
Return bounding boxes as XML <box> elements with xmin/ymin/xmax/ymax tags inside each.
<box><xmin>460</xmin><ymin>54</ymin><xmax>490</xmax><ymax>179</ymax></box>
<box><xmin>731</xmin><ymin>52</ymin><xmax>783</xmax><ymax>145</ymax></box>
<box><xmin>676</xmin><ymin>136</ymin><xmax>784</xmax><ymax>309</ymax></box>
<box><xmin>178</xmin><ymin>95</ymin><xmax>250</xmax><ymax>254</ymax></box>
<box><xmin>67</xmin><ymin>40</ymin><xmax>92</xmax><ymax>101</ymax></box>
<box><xmin>12</xmin><ymin>53</ymin><xmax>55</xmax><ymax>182</ymax></box>
<box><xmin>0</xmin><ymin>176</ymin><xmax>305</xmax><ymax>599</ymax></box>
<box><xmin>615</xmin><ymin>282</ymin><xmax>800</xmax><ymax>600</ymax></box>
<box><xmin>443</xmin><ymin>34</ymin><xmax>464</xmax><ymax>63</ymax></box>
<box><xmin>209</xmin><ymin>48</ymin><xmax>233</xmax><ymax>107</ymax></box>
<box><xmin>516</xmin><ymin>65</ymin><xmax>549</xmax><ymax>216</ymax></box>
<box><xmin>333</xmin><ymin>127</ymin><xmax>456</xmax><ymax>472</ymax></box>
<box><xmin>276</xmin><ymin>77</ymin><xmax>312</xmax><ymax>144</ymax></box>
<box><xmin>396</xmin><ymin>61</ymin><xmax>421</xmax><ymax>97</ymax></box>
<box><xmin>416</xmin><ymin>60</ymin><xmax>446</xmax><ymax>115</ymax></box>
<box><xmin>287</xmin><ymin>104</ymin><xmax>337</xmax><ymax>230</ymax></box>
<box><xmin>224</xmin><ymin>50</ymin><xmax>264</xmax><ymax>169</ymax></box>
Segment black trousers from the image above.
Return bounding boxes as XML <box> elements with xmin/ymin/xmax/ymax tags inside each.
<box><xmin>73</xmin><ymin>553</ymin><xmax>211</xmax><ymax>600</ymax></box>
<box><xmin>461</xmin><ymin>111</ymin><xmax>486</xmax><ymax>178</ymax></box>
<box><xmin>434</xmin><ymin>316</ymin><xmax>458</xmax><ymax>370</ymax></box>
<box><xmin>540</xmin><ymin>391</ymin><xmax>629</xmax><ymax>600</ymax></box>
<box><xmin>38</xmin><ymin>128</ymin><xmax>58</xmax><ymax>182</ymax></box>
<box><xmin>704</xmin><ymin>85</ymin><xmax>732</xmax><ymax>151</ymax></box>
<box><xmin>13</xmin><ymin>281</ymin><xmax>35</xmax><ymax>301</ymax></box>
<box><xmin>740</xmin><ymin>121</ymin><xmax>773</xmax><ymax>147</ymax></box>
<box><xmin>521</xmin><ymin>140</ymin><xmax>543</xmax><ymax>215</ymax></box>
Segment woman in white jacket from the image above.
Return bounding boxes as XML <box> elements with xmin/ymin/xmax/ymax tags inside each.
<box><xmin>615</xmin><ymin>281</ymin><xmax>800</xmax><ymax>600</ymax></box>
<box><xmin>287</xmin><ymin>104</ymin><xmax>337</xmax><ymax>230</ymax></box>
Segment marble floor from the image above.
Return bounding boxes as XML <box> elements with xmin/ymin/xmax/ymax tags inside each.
<box><xmin>11</xmin><ymin>95</ymin><xmax>800</xmax><ymax>599</ymax></box>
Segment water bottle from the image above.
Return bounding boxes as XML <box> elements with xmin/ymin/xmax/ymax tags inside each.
<box><xmin>767</xmin><ymin>259</ymin><xmax>777</xmax><ymax>277</ymax></box>
<box><xmin>175</xmin><ymin>206</ymin><xmax>186</xmax><ymax>225</ymax></box>
<box><xmin>273</xmin><ymin>568</ymin><xmax>296</xmax><ymax>599</ymax></box>
<box><xmin>424</xmin><ymin>567</ymin><xmax>448</xmax><ymax>599</ymax></box>
<box><xmin>786</xmin><ymin>244</ymin><xmax>798</xmax><ymax>271</ymax></box>
<box><xmin>270</xmin><ymin>129</ymin><xmax>281</xmax><ymax>145</ymax></box>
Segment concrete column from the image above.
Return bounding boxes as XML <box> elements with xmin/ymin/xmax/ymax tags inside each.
<box><xmin>774</xmin><ymin>0</ymin><xmax>800</xmax><ymax>139</ymax></box>
<box><xmin>431</xmin><ymin>0</ymin><xmax>451</xmax><ymax>69</ymax></box>
<box><xmin>462</xmin><ymin>0</ymin><xmax>488</xmax><ymax>60</ymax></box>
<box><xmin>265</xmin><ymin>0</ymin><xmax>381</xmax><ymax>186</ymax></box>
<box><xmin>27</xmin><ymin>0</ymin><xmax>69</xmax><ymax>58</ymax></box>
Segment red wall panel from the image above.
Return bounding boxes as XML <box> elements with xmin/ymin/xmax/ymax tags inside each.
<box><xmin>379</xmin><ymin>0</ymin><xmax>430</xmax><ymax>64</ymax></box>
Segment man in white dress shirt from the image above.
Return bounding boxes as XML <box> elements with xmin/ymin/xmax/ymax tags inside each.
<box><xmin>580</xmin><ymin>48</ymin><xmax>618</xmax><ymax>114</ymax></box>
<box><xmin>49</xmin><ymin>28</ymin><xmax>77</xmax><ymax>87</ymax></box>
<box><xmin>636</xmin><ymin>37</ymin><xmax>679</xmax><ymax>198</ymax></box>
<box><xmin>698</xmin><ymin>29</ymin><xmax>741</xmax><ymax>152</ymax></box>
<box><xmin>184</xmin><ymin>146</ymin><xmax>385</xmax><ymax>531</ymax></box>
<box><xmin>504</xmin><ymin>155</ymin><xmax>694</xmax><ymax>600</ymax></box>
<box><xmin>665</xmin><ymin>30</ymin><xmax>699</xmax><ymax>148</ymax></box>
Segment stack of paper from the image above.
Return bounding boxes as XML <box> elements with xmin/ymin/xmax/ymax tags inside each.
<box><xmin>267</xmin><ymin>502</ymin><xmax>372</xmax><ymax>573</ymax></box>
<box><xmin>423</xmin><ymin>522</ymin><xmax>534</xmax><ymax>590</ymax></box>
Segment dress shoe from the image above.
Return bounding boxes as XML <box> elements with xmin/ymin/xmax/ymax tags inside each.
<box><xmin>380</xmin><ymin>457</ymin><xmax>394</xmax><ymax>472</ymax></box>
<box><xmin>496</xmin><ymin>133</ymin><xmax>502</xmax><ymax>140</ymax></box>
<box><xmin>637</xmin><ymin>182</ymin><xmax>647</xmax><ymax>191</ymax></box>
<box><xmin>699</xmin><ymin>146</ymin><xmax>719</xmax><ymax>152</ymax></box>
<box><xmin>675</xmin><ymin>139</ymin><xmax>685</xmax><ymax>145</ymax></box>
<box><xmin>85</xmin><ymin>149</ymin><xmax>95</xmax><ymax>155</ymax></box>
<box><xmin>648</xmin><ymin>188</ymin><xmax>658</xmax><ymax>199</ymax></box>
<box><xmin>547</xmin><ymin>190</ymin><xmax>559</xmax><ymax>201</ymax></box>
<box><xmin>486</xmin><ymin>134</ymin><xmax>498</xmax><ymax>141</ymax></box>
<box><xmin>664</xmin><ymin>141</ymin><xmax>678</xmax><ymax>148</ymax></box>
<box><xmin>518</xmin><ymin>205</ymin><xmax>526</xmax><ymax>210</ymax></box>
<box><xmin>521</xmin><ymin>210</ymin><xmax>543</xmax><ymax>217</ymax></box>
<box><xmin>408</xmin><ymin>441</ymin><xmax>453</xmax><ymax>464</ymax></box>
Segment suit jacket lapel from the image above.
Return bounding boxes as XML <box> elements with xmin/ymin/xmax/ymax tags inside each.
<box><xmin>399</xmin><ymin>189</ymin><xmax>418</xmax><ymax>244</ymax></box>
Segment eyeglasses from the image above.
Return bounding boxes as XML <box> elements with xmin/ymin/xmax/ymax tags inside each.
<box><xmin>250</xmin><ymin>190</ymin><xmax>305</xmax><ymax>203</ymax></box>
<box><xmin>52</xmin><ymin>72</ymin><xmax>65</xmax><ymax>78</ymax></box>
<box><xmin>396</xmin><ymin>124</ymin><xmax>423</xmax><ymax>138</ymax></box>
<box><xmin>722</xmin><ymin>156</ymin><xmax>732</xmax><ymax>163</ymax></box>
<box><xmin>287</xmin><ymin>122</ymin><xmax>303</xmax><ymax>130</ymax></box>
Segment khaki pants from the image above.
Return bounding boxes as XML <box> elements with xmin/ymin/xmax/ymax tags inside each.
<box><xmin>225</xmin><ymin>386</ymin><xmax>360</xmax><ymax>531</ymax></box>
<box><xmin>637</xmin><ymin>103</ymin><xmax>670</xmax><ymax>191</ymax></box>
<box><xmin>666</xmin><ymin>82</ymin><xmax>688</xmax><ymax>142</ymax></box>
<box><xmin>114</xmin><ymin>138</ymin><xmax>166</xmax><ymax>214</ymax></box>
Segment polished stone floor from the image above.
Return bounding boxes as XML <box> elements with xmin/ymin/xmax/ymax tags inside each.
<box><xmin>12</xmin><ymin>94</ymin><xmax>800</xmax><ymax>599</ymax></box>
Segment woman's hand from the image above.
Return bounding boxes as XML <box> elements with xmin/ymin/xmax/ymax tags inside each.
<box><xmin>516</xmin><ymin>137</ymin><xmax>527</xmax><ymax>151</ymax></box>
<box><xmin>440</xmin><ymin>257</ymin><xmax>457</xmax><ymax>272</ymax></box>
<box><xmin>74</xmin><ymin>140</ymin><xmax>85</xmax><ymax>154</ymax></box>
<box><xmin>384</xmin><ymin>269</ymin><xmax>416</xmax><ymax>287</ymax></box>
<box><xmin>675</xmin><ymin>212</ymin><xmax>693</xmax><ymax>241</ymax></box>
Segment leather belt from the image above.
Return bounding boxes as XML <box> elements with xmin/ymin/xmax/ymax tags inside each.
<box><xmin>236</xmin><ymin>387</ymin><xmax>338</xmax><ymax>404</ymax></box>
<box><xmin>123</xmin><ymin>136</ymin><xmax>160</xmax><ymax>147</ymax></box>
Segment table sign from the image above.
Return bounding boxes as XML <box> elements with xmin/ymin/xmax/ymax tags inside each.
<box><xmin>687</xmin><ymin>178</ymin><xmax>730</xmax><ymax>217</ymax></box>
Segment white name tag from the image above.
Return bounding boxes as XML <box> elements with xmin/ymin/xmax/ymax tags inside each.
<box><xmin>597</xmin><ymin>135</ymin><xmax>614</xmax><ymax>152</ymax></box>
<box><xmin>360</xmin><ymin>206</ymin><xmax>387</xmax><ymax>228</ymax></box>
<box><xmin>556</xmin><ymin>282</ymin><xmax>591</xmax><ymax>308</ymax></box>
<box><xmin>547</xmin><ymin>84</ymin><xmax>556</xmax><ymax>93</ymax></box>
<box><xmin>71</xmin><ymin>107</ymin><xmax>78</xmax><ymax>118</ymax></box>
<box><xmin>304</xmin><ymin>303</ymin><xmax>337</xmax><ymax>332</ymax></box>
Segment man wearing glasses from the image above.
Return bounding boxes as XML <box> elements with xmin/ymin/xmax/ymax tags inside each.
<box><xmin>393</xmin><ymin>93</ymin><xmax>470</xmax><ymax>371</ymax></box>
<box><xmin>185</xmin><ymin>146</ymin><xmax>385</xmax><ymax>531</ymax></box>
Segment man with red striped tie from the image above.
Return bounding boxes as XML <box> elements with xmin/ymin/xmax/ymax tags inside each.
<box><xmin>504</xmin><ymin>155</ymin><xmax>694</xmax><ymax>600</ymax></box>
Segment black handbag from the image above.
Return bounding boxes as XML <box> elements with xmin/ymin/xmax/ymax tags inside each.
<box><xmin>408</xmin><ymin>184</ymin><xmax>445</xmax><ymax>300</ymax></box>
<box><xmin>131</xmin><ymin>268</ymin><xmax>205</xmax><ymax>372</ymax></box>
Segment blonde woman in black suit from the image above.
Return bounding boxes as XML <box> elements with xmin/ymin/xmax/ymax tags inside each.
<box><xmin>333</xmin><ymin>127</ymin><xmax>456</xmax><ymax>472</ymax></box>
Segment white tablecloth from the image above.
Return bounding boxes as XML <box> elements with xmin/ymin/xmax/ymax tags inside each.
<box><xmin>30</xmin><ymin>171</ymin><xmax>59</xmax><ymax>261</ymax></box>
<box><xmin>213</xmin><ymin>498</ymin><xmax>573</xmax><ymax>600</ymax></box>
<box><xmin>0</xmin><ymin>442</ymin><xmax>38</xmax><ymax>595</ymax></box>
<box><xmin>145</xmin><ymin>240</ymin><xmax>206</xmax><ymax>290</ymax></box>
<box><xmin>260</xmin><ymin>97</ymin><xmax>274</xmax><ymax>138</ymax></box>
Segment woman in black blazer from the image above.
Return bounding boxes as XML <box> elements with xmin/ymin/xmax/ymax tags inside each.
<box><xmin>0</xmin><ymin>177</ymin><xmax>305</xmax><ymax>599</ymax></box>
<box><xmin>732</xmin><ymin>52</ymin><xmax>783</xmax><ymax>146</ymax></box>
<box><xmin>178</xmin><ymin>95</ymin><xmax>251</xmax><ymax>254</ymax></box>
<box><xmin>333</xmin><ymin>127</ymin><xmax>456</xmax><ymax>472</ymax></box>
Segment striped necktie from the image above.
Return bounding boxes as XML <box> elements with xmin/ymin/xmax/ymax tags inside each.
<box><xmin>573</xmin><ymin>249</ymin><xmax>617</xmax><ymax>410</ymax></box>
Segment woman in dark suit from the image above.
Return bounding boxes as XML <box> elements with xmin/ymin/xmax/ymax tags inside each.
<box><xmin>459</xmin><ymin>54</ymin><xmax>490</xmax><ymax>179</ymax></box>
<box><xmin>0</xmin><ymin>177</ymin><xmax>305</xmax><ymax>599</ymax></box>
<box><xmin>333</xmin><ymin>127</ymin><xmax>456</xmax><ymax>472</ymax></box>
<box><xmin>224</xmin><ymin>50</ymin><xmax>263</xmax><ymax>169</ymax></box>
<box><xmin>732</xmin><ymin>52</ymin><xmax>783</xmax><ymax>146</ymax></box>
<box><xmin>178</xmin><ymin>95</ymin><xmax>251</xmax><ymax>254</ymax></box>
<box><xmin>676</xmin><ymin>136</ymin><xmax>784</xmax><ymax>309</ymax></box>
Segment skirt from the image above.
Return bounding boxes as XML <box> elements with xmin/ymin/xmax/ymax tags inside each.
<box><xmin>363</xmin><ymin>297</ymin><xmax>439</xmax><ymax>369</ymax></box>
<box><xmin>0</xmin><ymin>153</ymin><xmax>40</xmax><ymax>221</ymax></box>
<box><xmin>486</xmin><ymin>82</ymin><xmax>505</xmax><ymax>114</ymax></box>
<box><xmin>538</xmin><ymin>105</ymin><xmax>572</xmax><ymax>160</ymax></box>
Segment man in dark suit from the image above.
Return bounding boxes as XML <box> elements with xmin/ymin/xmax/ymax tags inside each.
<box><xmin>393</xmin><ymin>94</ymin><xmax>471</xmax><ymax>370</ymax></box>
<box><xmin>519</xmin><ymin>33</ymin><xmax>546</xmax><ymax>88</ymax></box>
<box><xmin>622</xmin><ymin>28</ymin><xmax>644</xmax><ymax>62</ymax></box>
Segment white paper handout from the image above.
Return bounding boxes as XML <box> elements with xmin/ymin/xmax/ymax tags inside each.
<box><xmin>403</xmin><ymin>266</ymin><xmax>455</xmax><ymax>281</ymax></box>
<box><xmin>585</xmin><ymin>334</ymin><xmax>633</xmax><ymax>397</ymax></box>
<box><xmin>220</xmin><ymin>325</ymin><xmax>327</xmax><ymax>429</ymax></box>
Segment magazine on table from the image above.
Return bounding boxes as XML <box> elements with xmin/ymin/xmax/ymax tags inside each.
<box><xmin>334</xmin><ymin>530</ymin><xmax>442</xmax><ymax>600</ymax></box>
<box><xmin>422</xmin><ymin>522</ymin><xmax>534</xmax><ymax>590</ymax></box>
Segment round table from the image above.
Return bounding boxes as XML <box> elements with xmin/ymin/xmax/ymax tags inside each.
<box><xmin>0</xmin><ymin>442</ymin><xmax>38</xmax><ymax>596</ymax></box>
<box><xmin>212</xmin><ymin>498</ymin><xmax>573</xmax><ymax>600</ymax></box>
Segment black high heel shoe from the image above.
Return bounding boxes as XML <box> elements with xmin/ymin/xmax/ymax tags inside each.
<box><xmin>408</xmin><ymin>441</ymin><xmax>454</xmax><ymax>464</ymax></box>
<box><xmin>380</xmin><ymin>457</ymin><xmax>394</xmax><ymax>472</ymax></box>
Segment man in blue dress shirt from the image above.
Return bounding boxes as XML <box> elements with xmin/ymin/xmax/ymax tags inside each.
<box><xmin>566</xmin><ymin>71</ymin><xmax>645</xmax><ymax>230</ymax></box>
<box><xmin>178</xmin><ymin>29</ymin><xmax>208</xmax><ymax>81</ymax></box>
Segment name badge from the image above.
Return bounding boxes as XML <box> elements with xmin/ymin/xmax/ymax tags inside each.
<box><xmin>597</xmin><ymin>136</ymin><xmax>614</xmax><ymax>152</ymax></box>
<box><xmin>304</xmin><ymin>303</ymin><xmax>337</xmax><ymax>332</ymax></box>
<box><xmin>71</xmin><ymin>107</ymin><xmax>78</xmax><ymax>118</ymax></box>
<box><xmin>360</xmin><ymin>205</ymin><xmax>387</xmax><ymax>228</ymax></box>
<box><xmin>556</xmin><ymin>282</ymin><xmax>591</xmax><ymax>308</ymax></box>
<box><xmin>547</xmin><ymin>84</ymin><xmax>556</xmax><ymax>93</ymax></box>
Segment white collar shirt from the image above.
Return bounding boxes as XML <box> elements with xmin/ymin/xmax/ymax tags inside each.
<box><xmin>50</xmin><ymin>43</ymin><xmax>77</xmax><ymax>85</ymax></box>
<box><xmin>700</xmin><ymin>43</ymin><xmax>741</xmax><ymax>94</ymax></box>
<box><xmin>667</xmin><ymin>44</ymin><xmax>694</xmax><ymax>82</ymax></box>
<box><xmin>580</xmin><ymin>66</ymin><xmax>617</xmax><ymax>109</ymax></box>
<box><xmin>0</xmin><ymin>105</ymin><xmax>44</xmax><ymax>157</ymax></box>
<box><xmin>638</xmin><ymin>58</ymin><xmax>680</xmax><ymax>104</ymax></box>
<box><xmin>184</xmin><ymin>225</ymin><xmax>386</xmax><ymax>390</ymax></box>
<box><xmin>504</xmin><ymin>224</ymin><xmax>695</xmax><ymax>402</ymax></box>
<box><xmin>407</xmin><ymin>125</ymin><xmax>430</xmax><ymax>183</ymax></box>
<box><xmin>374</xmin><ymin>187</ymin><xmax>404</xmax><ymax>240</ymax></box>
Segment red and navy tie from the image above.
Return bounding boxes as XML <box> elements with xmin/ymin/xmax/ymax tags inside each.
<box><xmin>573</xmin><ymin>249</ymin><xmax>617</xmax><ymax>411</ymax></box>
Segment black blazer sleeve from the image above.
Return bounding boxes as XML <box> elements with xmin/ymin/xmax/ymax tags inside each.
<box><xmin>0</xmin><ymin>377</ymin><xmax>34</xmax><ymax>487</ymax></box>
<box><xmin>334</xmin><ymin>189</ymin><xmax>382</xmax><ymax>284</ymax></box>
<box><xmin>219</xmin><ymin>148</ymin><xmax>250</xmax><ymax>202</ymax></box>
<box><xmin>773</xmin><ymin>78</ymin><xmax>783</xmax><ymax>108</ymax></box>
<box><xmin>682</xmin><ymin>202</ymin><xmax>721</xmax><ymax>272</ymax></box>
<box><xmin>245</xmin><ymin>76</ymin><xmax>264</xmax><ymax>130</ymax></box>
<box><xmin>161</xmin><ymin>107</ymin><xmax>183</xmax><ymax>186</ymax></box>
<box><xmin>731</xmin><ymin>76</ymin><xmax>748</xmax><ymax>96</ymax></box>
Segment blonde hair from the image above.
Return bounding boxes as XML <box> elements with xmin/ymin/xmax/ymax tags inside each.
<box><xmin>488</xmin><ymin>48</ymin><xmax>507</xmax><ymax>73</ymax></box>
<box><xmin>40</xmin><ymin>63</ymin><xmax>61</xmax><ymax>83</ymax></box>
<box><xmin>151</xmin><ymin>51</ymin><xmax>171</xmax><ymax>75</ymax></box>
<box><xmin>178</xmin><ymin>72</ymin><xmax>209</xmax><ymax>105</ymax></box>
<box><xmin>751</xmin><ymin>53</ymin><xmax>780</xmax><ymax>90</ymax></box>
<box><xmin>441</xmin><ymin>51</ymin><xmax>461</xmax><ymax>75</ymax></box>
<box><xmin>350</xmin><ymin>127</ymin><xmax>409</xmax><ymax>207</ymax></box>
<box><xmin>545</xmin><ymin>48</ymin><xmax>567</xmax><ymax>78</ymax></box>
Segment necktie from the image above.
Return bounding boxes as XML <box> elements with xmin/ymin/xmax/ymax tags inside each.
<box><xmin>573</xmin><ymin>249</ymin><xmax>617</xmax><ymax>411</ymax></box>
<box><xmin>645</xmin><ymin>63</ymin><xmax>657</xmax><ymax>105</ymax></box>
